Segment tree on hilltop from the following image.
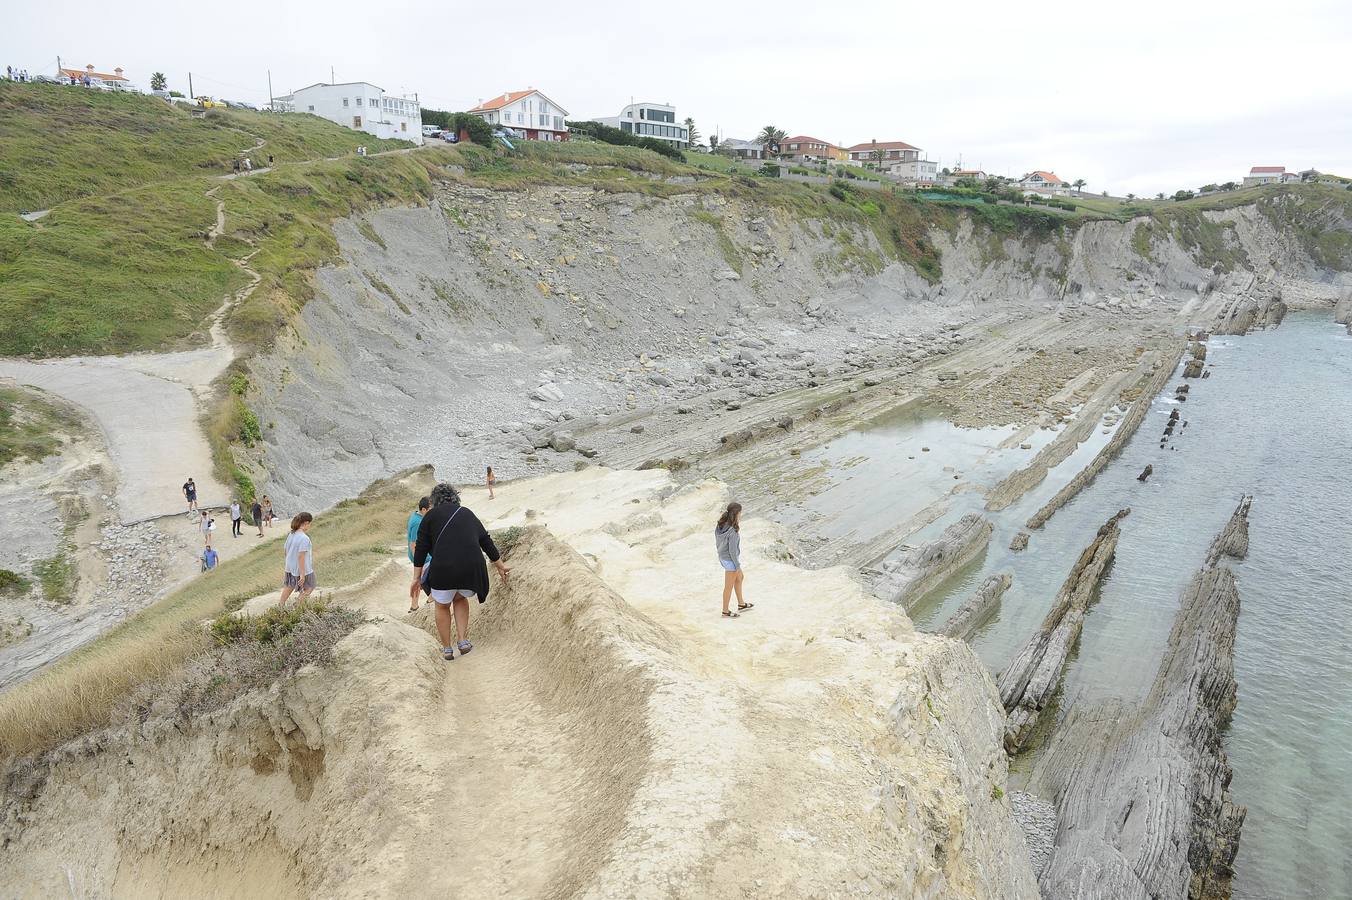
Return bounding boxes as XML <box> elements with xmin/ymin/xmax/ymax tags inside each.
<box><xmin>756</xmin><ymin>126</ymin><xmax>787</xmax><ymax>154</ymax></box>
<box><xmin>150</xmin><ymin>72</ymin><xmax>167</xmax><ymax>91</ymax></box>
<box><xmin>1073</xmin><ymin>178</ymin><xmax>1087</xmax><ymax>195</ymax></box>
<box><xmin>708</xmin><ymin>134</ymin><xmax>720</xmax><ymax>152</ymax></box>
<box><xmin>684</xmin><ymin>117</ymin><xmax>700</xmax><ymax>148</ymax></box>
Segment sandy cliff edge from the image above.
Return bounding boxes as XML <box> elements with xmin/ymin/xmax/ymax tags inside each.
<box><xmin>1</xmin><ymin>467</ymin><xmax>1036</xmax><ymax>898</ymax></box>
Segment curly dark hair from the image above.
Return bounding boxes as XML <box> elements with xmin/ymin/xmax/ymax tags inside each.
<box><xmin>430</xmin><ymin>482</ymin><xmax>461</xmax><ymax>508</ymax></box>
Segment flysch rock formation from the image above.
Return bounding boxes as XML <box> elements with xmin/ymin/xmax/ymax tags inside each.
<box><xmin>940</xmin><ymin>573</ymin><xmax>1013</xmax><ymax>641</ymax></box>
<box><xmin>1210</xmin><ymin>292</ymin><xmax>1287</xmax><ymax>335</ymax></box>
<box><xmin>1027</xmin><ymin>496</ymin><xmax>1252</xmax><ymax>900</ymax></box>
<box><xmin>998</xmin><ymin>509</ymin><xmax>1129</xmax><ymax>754</ymax></box>
<box><xmin>0</xmin><ymin>469</ymin><xmax>1040</xmax><ymax>898</ymax></box>
<box><xmin>869</xmin><ymin>513</ymin><xmax>993</xmax><ymax>611</ymax></box>
<box><xmin>1026</xmin><ymin>348</ymin><xmax>1182</xmax><ymax>530</ymax></box>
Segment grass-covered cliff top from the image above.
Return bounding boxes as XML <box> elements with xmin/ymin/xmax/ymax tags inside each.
<box><xmin>3</xmin><ymin>85</ymin><xmax>1349</xmax><ymax>359</ymax></box>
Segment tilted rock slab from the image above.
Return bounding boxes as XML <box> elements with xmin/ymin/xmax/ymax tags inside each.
<box><xmin>1029</xmin><ymin>497</ymin><xmax>1251</xmax><ymax>900</ymax></box>
<box><xmin>940</xmin><ymin>573</ymin><xmax>1013</xmax><ymax>642</ymax></box>
<box><xmin>1212</xmin><ymin>293</ymin><xmax>1287</xmax><ymax>335</ymax></box>
<box><xmin>1027</xmin><ymin>347</ymin><xmax>1182</xmax><ymax>530</ymax></box>
<box><xmin>869</xmin><ymin>513</ymin><xmax>993</xmax><ymax>611</ymax></box>
<box><xmin>998</xmin><ymin>509</ymin><xmax>1129</xmax><ymax>754</ymax></box>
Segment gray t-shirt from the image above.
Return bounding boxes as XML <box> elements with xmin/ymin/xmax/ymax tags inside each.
<box><xmin>715</xmin><ymin>525</ymin><xmax>741</xmax><ymax>566</ymax></box>
<box><xmin>284</xmin><ymin>531</ymin><xmax>314</xmax><ymax>575</ymax></box>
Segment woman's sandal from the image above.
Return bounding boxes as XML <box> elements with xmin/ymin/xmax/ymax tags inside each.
<box><xmin>722</xmin><ymin>610</ymin><xmax>740</xmax><ymax>618</ymax></box>
<box><xmin>737</xmin><ymin>603</ymin><xmax>755</xmax><ymax>611</ymax></box>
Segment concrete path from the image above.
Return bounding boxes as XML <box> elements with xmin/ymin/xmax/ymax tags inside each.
<box><xmin>0</xmin><ymin>347</ymin><xmax>233</xmax><ymax>522</ymax></box>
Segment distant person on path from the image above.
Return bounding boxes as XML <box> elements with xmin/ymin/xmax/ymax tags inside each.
<box><xmin>202</xmin><ymin>546</ymin><xmax>219</xmax><ymax>572</ymax></box>
<box><xmin>252</xmin><ymin>497</ymin><xmax>265</xmax><ymax>537</ymax></box>
<box><xmin>410</xmin><ymin>483</ymin><xmax>509</xmax><ymax>660</ymax></box>
<box><xmin>200</xmin><ymin>509</ymin><xmax>215</xmax><ymax>549</ymax></box>
<box><xmin>183</xmin><ymin>477</ymin><xmax>198</xmax><ymax>513</ymax></box>
<box><xmin>232</xmin><ymin>158</ymin><xmax>241</xmax><ymax>175</ymax></box>
<box><xmin>486</xmin><ymin>466</ymin><xmax>497</xmax><ymax>500</ymax></box>
<box><xmin>263</xmin><ymin>495</ymin><xmax>275</xmax><ymax>527</ymax></box>
<box><xmin>230</xmin><ymin>499</ymin><xmax>242</xmax><ymax>537</ymax></box>
<box><xmin>243</xmin><ymin>157</ymin><xmax>252</xmax><ymax>173</ymax></box>
<box><xmin>715</xmin><ymin>502</ymin><xmax>752</xmax><ymax>618</ymax></box>
<box><xmin>406</xmin><ymin>495</ymin><xmax>431</xmax><ymax>612</ymax></box>
<box><xmin>267</xmin><ymin>154</ymin><xmax>274</xmax><ymax>165</ymax></box>
<box><xmin>279</xmin><ymin>512</ymin><xmax>316</xmax><ymax>606</ymax></box>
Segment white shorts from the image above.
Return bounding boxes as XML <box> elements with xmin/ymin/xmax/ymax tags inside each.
<box><xmin>430</xmin><ymin>588</ymin><xmax>477</xmax><ymax>605</ymax></box>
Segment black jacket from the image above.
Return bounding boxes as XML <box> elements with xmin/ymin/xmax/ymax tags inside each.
<box><xmin>413</xmin><ymin>503</ymin><xmax>500</xmax><ymax>602</ymax></box>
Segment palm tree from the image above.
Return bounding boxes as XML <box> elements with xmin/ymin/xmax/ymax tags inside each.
<box><xmin>150</xmin><ymin>72</ymin><xmax>167</xmax><ymax>92</ymax></box>
<box><xmin>683</xmin><ymin>117</ymin><xmax>700</xmax><ymax>149</ymax></box>
<box><xmin>756</xmin><ymin>126</ymin><xmax>787</xmax><ymax>154</ymax></box>
<box><xmin>1156</xmin><ymin>192</ymin><xmax>1166</xmax><ymax>201</ymax></box>
<box><xmin>1072</xmin><ymin>178</ymin><xmax>1087</xmax><ymax>195</ymax></box>
<box><xmin>1126</xmin><ymin>193</ymin><xmax>1136</xmax><ymax>201</ymax></box>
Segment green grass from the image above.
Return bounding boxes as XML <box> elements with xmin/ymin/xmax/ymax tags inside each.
<box><xmin>0</xmin><ymin>466</ymin><xmax>432</xmax><ymax>762</ymax></box>
<box><xmin>0</xmin><ymin>83</ymin><xmax>408</xmax><ymax>213</ymax></box>
<box><xmin>0</xmin><ymin>569</ymin><xmax>31</xmax><ymax>597</ymax></box>
<box><xmin>681</xmin><ymin>151</ymin><xmax>744</xmax><ymax>174</ymax></box>
<box><xmin>0</xmin><ymin>385</ymin><xmax>82</xmax><ymax>466</ymax></box>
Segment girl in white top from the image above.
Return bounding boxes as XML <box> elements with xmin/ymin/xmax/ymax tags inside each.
<box><xmin>279</xmin><ymin>512</ymin><xmax>316</xmax><ymax>607</ymax></box>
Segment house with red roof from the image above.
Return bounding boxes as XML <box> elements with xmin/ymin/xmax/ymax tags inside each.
<box><xmin>845</xmin><ymin>140</ymin><xmax>921</xmax><ymax>165</ymax></box>
<box><xmin>778</xmin><ymin>136</ymin><xmax>845</xmax><ymax>162</ymax></box>
<box><xmin>1242</xmin><ymin>165</ymin><xmax>1288</xmax><ymax>187</ymax></box>
<box><xmin>59</xmin><ymin>64</ymin><xmax>131</xmax><ymax>89</ymax></box>
<box><xmin>468</xmin><ymin>89</ymin><xmax>569</xmax><ymax>141</ymax></box>
<box><xmin>1018</xmin><ymin>171</ymin><xmax>1070</xmax><ymax>195</ymax></box>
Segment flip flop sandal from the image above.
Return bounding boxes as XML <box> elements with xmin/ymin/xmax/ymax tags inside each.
<box><xmin>738</xmin><ymin>603</ymin><xmax>755</xmax><ymax>611</ymax></box>
<box><xmin>442</xmin><ymin>647</ymin><xmax>455</xmax><ymax>660</ymax></box>
<box><xmin>457</xmin><ymin>640</ymin><xmax>473</xmax><ymax>656</ymax></box>
<box><xmin>408</xmin><ymin>605</ymin><xmax>419</xmax><ymax>613</ymax></box>
<box><xmin>722</xmin><ymin>610</ymin><xmax>740</xmax><ymax>618</ymax></box>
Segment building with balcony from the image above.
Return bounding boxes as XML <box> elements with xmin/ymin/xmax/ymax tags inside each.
<box><xmin>593</xmin><ymin>102</ymin><xmax>689</xmax><ymax>148</ymax></box>
<box><xmin>468</xmin><ymin>89</ymin><xmax>569</xmax><ymax>141</ymax></box>
<box><xmin>271</xmin><ymin>82</ymin><xmax>422</xmax><ymax>144</ymax></box>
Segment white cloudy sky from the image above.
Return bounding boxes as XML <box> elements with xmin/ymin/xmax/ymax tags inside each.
<box><xmin>6</xmin><ymin>0</ymin><xmax>1351</xmax><ymax>195</ymax></box>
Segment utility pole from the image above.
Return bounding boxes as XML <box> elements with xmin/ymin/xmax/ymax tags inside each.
<box><xmin>57</xmin><ymin>55</ymin><xmax>61</xmax><ymax>78</ymax></box>
<box><xmin>331</xmin><ymin>66</ymin><xmax>335</xmax><ymax>85</ymax></box>
<box><xmin>188</xmin><ymin>72</ymin><xmax>194</xmax><ymax>99</ymax></box>
<box><xmin>267</xmin><ymin>69</ymin><xmax>273</xmax><ymax>108</ymax></box>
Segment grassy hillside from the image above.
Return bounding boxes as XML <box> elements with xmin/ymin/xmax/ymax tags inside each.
<box><xmin>0</xmin><ymin>466</ymin><xmax>432</xmax><ymax>762</ymax></box>
<box><xmin>0</xmin><ymin>82</ymin><xmax>409</xmax><ymax>213</ymax></box>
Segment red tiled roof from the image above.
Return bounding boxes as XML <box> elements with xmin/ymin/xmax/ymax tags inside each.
<box><xmin>953</xmin><ymin>169</ymin><xmax>985</xmax><ymax>176</ymax></box>
<box><xmin>60</xmin><ymin>66</ymin><xmax>127</xmax><ymax>82</ymax></box>
<box><xmin>781</xmin><ymin>135</ymin><xmax>838</xmax><ymax>148</ymax></box>
<box><xmin>468</xmin><ymin>90</ymin><xmax>537</xmax><ymax>112</ymax></box>
<box><xmin>1023</xmin><ymin>171</ymin><xmax>1065</xmax><ymax>184</ymax></box>
<box><xmin>1249</xmin><ymin>166</ymin><xmax>1285</xmax><ymax>174</ymax></box>
<box><xmin>845</xmin><ymin>140</ymin><xmax>918</xmax><ymax>152</ymax></box>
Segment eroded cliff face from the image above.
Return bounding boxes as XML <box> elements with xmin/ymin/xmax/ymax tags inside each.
<box><xmin>241</xmin><ymin>182</ymin><xmax>1351</xmax><ymax>515</ymax></box>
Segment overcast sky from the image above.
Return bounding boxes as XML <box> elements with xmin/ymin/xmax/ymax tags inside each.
<box><xmin>7</xmin><ymin>0</ymin><xmax>1352</xmax><ymax>195</ymax></box>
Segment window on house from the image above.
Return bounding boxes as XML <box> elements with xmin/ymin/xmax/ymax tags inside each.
<box><xmin>343</xmin><ymin>98</ymin><xmax>349</xmax><ymax>107</ymax></box>
<box><xmin>401</xmin><ymin>122</ymin><xmax>406</xmax><ymax>132</ymax></box>
<box><xmin>307</xmin><ymin>105</ymin><xmax>315</xmax><ymax>111</ymax></box>
<box><xmin>554</xmin><ymin>116</ymin><xmax>563</xmax><ymax>130</ymax></box>
<box><xmin>353</xmin><ymin>116</ymin><xmax>361</xmax><ymax>127</ymax></box>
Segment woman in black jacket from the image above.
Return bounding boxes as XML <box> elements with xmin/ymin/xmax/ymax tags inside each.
<box><xmin>410</xmin><ymin>483</ymin><xmax>510</xmax><ymax>660</ymax></box>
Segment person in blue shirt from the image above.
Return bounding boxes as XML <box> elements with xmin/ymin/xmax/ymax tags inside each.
<box><xmin>407</xmin><ymin>496</ymin><xmax>431</xmax><ymax>612</ymax></box>
<box><xmin>202</xmin><ymin>546</ymin><xmax>219</xmax><ymax>572</ymax></box>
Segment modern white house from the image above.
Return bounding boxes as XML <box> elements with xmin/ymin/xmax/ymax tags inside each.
<box><xmin>468</xmin><ymin>89</ymin><xmax>569</xmax><ymax>141</ymax></box>
<box><xmin>271</xmin><ymin>82</ymin><xmax>422</xmax><ymax>145</ymax></box>
<box><xmin>1019</xmin><ymin>171</ymin><xmax>1070</xmax><ymax>195</ymax></box>
<box><xmin>592</xmin><ymin>102</ymin><xmax>689</xmax><ymax>148</ymax></box>
<box><xmin>888</xmin><ymin>158</ymin><xmax>940</xmax><ymax>184</ymax></box>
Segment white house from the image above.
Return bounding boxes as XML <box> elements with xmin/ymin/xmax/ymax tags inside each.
<box><xmin>718</xmin><ymin>138</ymin><xmax>765</xmax><ymax>160</ymax></box>
<box><xmin>593</xmin><ymin>102</ymin><xmax>688</xmax><ymax>148</ymax></box>
<box><xmin>271</xmin><ymin>82</ymin><xmax>422</xmax><ymax>145</ymax></box>
<box><xmin>1019</xmin><ymin>171</ymin><xmax>1070</xmax><ymax>194</ymax></box>
<box><xmin>468</xmin><ymin>89</ymin><xmax>569</xmax><ymax>141</ymax></box>
<box><xmin>1242</xmin><ymin>166</ymin><xmax>1286</xmax><ymax>187</ymax></box>
<box><xmin>888</xmin><ymin>158</ymin><xmax>940</xmax><ymax>184</ymax></box>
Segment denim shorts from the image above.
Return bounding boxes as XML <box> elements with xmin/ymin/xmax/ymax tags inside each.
<box><xmin>284</xmin><ymin>572</ymin><xmax>316</xmax><ymax>590</ymax></box>
<box><xmin>719</xmin><ymin>559</ymin><xmax>739</xmax><ymax>572</ymax></box>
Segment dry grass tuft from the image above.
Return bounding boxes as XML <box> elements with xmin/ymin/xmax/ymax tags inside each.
<box><xmin>0</xmin><ymin>466</ymin><xmax>432</xmax><ymax>763</ymax></box>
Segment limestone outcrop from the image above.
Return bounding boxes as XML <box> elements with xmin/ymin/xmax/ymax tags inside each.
<box><xmin>998</xmin><ymin>509</ymin><xmax>1128</xmax><ymax>754</ymax></box>
<box><xmin>1211</xmin><ymin>293</ymin><xmax>1287</xmax><ymax>335</ymax></box>
<box><xmin>869</xmin><ymin>513</ymin><xmax>993</xmax><ymax>611</ymax></box>
<box><xmin>940</xmin><ymin>573</ymin><xmax>1013</xmax><ymax>642</ymax></box>
<box><xmin>1029</xmin><ymin>497</ymin><xmax>1251</xmax><ymax>899</ymax></box>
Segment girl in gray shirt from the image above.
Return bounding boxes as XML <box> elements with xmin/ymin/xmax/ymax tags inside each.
<box><xmin>715</xmin><ymin>502</ymin><xmax>753</xmax><ymax>617</ymax></box>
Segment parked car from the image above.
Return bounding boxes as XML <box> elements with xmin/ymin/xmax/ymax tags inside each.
<box><xmin>440</xmin><ymin>132</ymin><xmax>459</xmax><ymax>143</ymax></box>
<box><xmin>32</xmin><ymin>74</ymin><xmax>61</xmax><ymax>85</ymax></box>
<box><xmin>195</xmin><ymin>96</ymin><xmax>227</xmax><ymax>109</ymax></box>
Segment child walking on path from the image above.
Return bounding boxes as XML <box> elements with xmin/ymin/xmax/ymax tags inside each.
<box><xmin>279</xmin><ymin>513</ymin><xmax>316</xmax><ymax>607</ymax></box>
<box><xmin>230</xmin><ymin>499</ymin><xmax>242</xmax><ymax>537</ymax></box>
<box><xmin>715</xmin><ymin>502</ymin><xmax>752</xmax><ymax>618</ymax></box>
